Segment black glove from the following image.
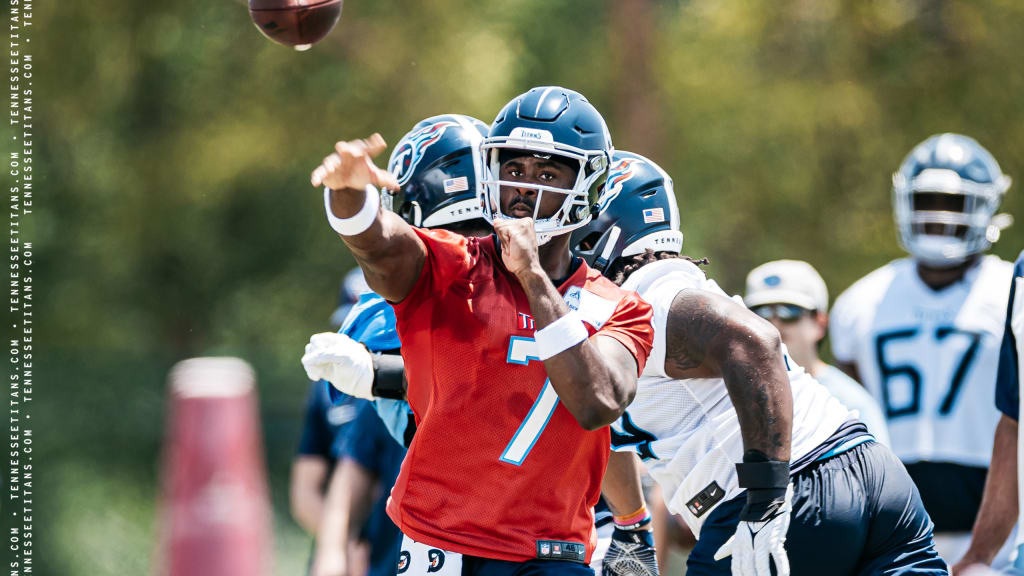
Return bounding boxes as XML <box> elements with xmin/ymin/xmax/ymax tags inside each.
<box><xmin>602</xmin><ymin>527</ymin><xmax>659</xmax><ymax>576</ymax></box>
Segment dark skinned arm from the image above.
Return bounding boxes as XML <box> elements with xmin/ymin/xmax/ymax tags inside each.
<box><xmin>311</xmin><ymin>134</ymin><xmax>427</xmax><ymax>303</ymax></box>
<box><xmin>601</xmin><ymin>450</ymin><xmax>647</xmax><ymax>517</ymax></box>
<box><xmin>493</xmin><ymin>216</ymin><xmax>641</xmax><ymax>431</ymax></box>
<box><xmin>663</xmin><ymin>289</ymin><xmax>792</xmax><ymax>461</ymax></box>
<box><xmin>516</xmin><ymin>269</ymin><xmax>639</xmax><ymax>430</ymax></box>
<box><xmin>952</xmin><ymin>415</ymin><xmax>1018</xmax><ymax>574</ymax></box>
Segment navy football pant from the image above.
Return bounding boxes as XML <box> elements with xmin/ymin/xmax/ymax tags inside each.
<box><xmin>459</xmin><ymin>556</ymin><xmax>593</xmax><ymax>575</ymax></box>
<box><xmin>397</xmin><ymin>533</ymin><xmax>594</xmax><ymax>576</ymax></box>
<box><xmin>687</xmin><ymin>441</ymin><xmax>948</xmax><ymax>576</ymax></box>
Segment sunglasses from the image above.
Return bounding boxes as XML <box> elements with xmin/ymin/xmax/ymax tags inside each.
<box><xmin>751</xmin><ymin>304</ymin><xmax>813</xmax><ymax>323</ymax></box>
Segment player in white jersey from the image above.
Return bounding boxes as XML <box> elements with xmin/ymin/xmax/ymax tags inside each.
<box><xmin>829</xmin><ymin>133</ymin><xmax>1015</xmax><ymax>566</ymax></box>
<box><xmin>571</xmin><ymin>152</ymin><xmax>946</xmax><ymax>575</ymax></box>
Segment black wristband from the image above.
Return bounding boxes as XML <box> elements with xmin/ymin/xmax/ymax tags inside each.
<box><xmin>736</xmin><ymin>454</ymin><xmax>790</xmax><ymax>522</ymax></box>
<box><xmin>370</xmin><ymin>352</ymin><xmax>406</xmax><ymax>400</ymax></box>
<box><xmin>735</xmin><ymin>460</ymin><xmax>789</xmax><ymax>490</ymax></box>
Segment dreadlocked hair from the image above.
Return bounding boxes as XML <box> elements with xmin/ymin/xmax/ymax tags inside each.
<box><xmin>607</xmin><ymin>249</ymin><xmax>710</xmax><ymax>287</ymax></box>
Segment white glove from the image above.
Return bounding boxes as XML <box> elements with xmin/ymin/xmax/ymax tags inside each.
<box><xmin>714</xmin><ymin>484</ymin><xmax>793</xmax><ymax>576</ymax></box>
<box><xmin>302</xmin><ymin>332</ymin><xmax>375</xmax><ymax>400</ymax></box>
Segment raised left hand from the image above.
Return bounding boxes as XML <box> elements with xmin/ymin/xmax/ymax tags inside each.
<box><xmin>493</xmin><ymin>217</ymin><xmax>542</xmax><ymax>278</ymax></box>
<box><xmin>310</xmin><ymin>133</ymin><xmax>398</xmax><ymax>192</ymax></box>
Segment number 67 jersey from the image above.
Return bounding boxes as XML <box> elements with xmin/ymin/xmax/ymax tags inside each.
<box><xmin>829</xmin><ymin>255</ymin><xmax>1013</xmax><ymax>467</ymax></box>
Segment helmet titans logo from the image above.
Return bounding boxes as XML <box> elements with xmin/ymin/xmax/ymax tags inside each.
<box><xmin>390</xmin><ymin>120</ymin><xmax>460</xmax><ymax>186</ymax></box>
<box><xmin>600</xmin><ymin>157</ymin><xmax>646</xmax><ymax>210</ymax></box>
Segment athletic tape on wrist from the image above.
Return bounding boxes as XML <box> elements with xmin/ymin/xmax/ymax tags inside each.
<box><xmin>324</xmin><ymin>184</ymin><xmax>380</xmax><ymax>236</ymax></box>
<box><xmin>534</xmin><ymin>311</ymin><xmax>589</xmax><ymax>361</ymax></box>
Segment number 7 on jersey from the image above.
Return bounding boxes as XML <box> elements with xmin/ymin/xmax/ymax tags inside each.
<box><xmin>500</xmin><ymin>336</ymin><xmax>560</xmax><ymax>465</ymax></box>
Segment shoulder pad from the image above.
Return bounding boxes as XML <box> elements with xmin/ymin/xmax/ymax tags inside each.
<box><xmin>339</xmin><ymin>292</ymin><xmax>401</xmax><ymax>352</ymax></box>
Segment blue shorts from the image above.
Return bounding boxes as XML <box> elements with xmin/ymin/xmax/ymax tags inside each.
<box><xmin>687</xmin><ymin>441</ymin><xmax>947</xmax><ymax>576</ymax></box>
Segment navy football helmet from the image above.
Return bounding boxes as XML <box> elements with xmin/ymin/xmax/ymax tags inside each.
<box><xmin>383</xmin><ymin>114</ymin><xmax>490</xmax><ymax>229</ymax></box>
<box><xmin>480</xmin><ymin>86</ymin><xmax>613</xmax><ymax>244</ymax></box>
<box><xmin>571</xmin><ymin>151</ymin><xmax>683</xmax><ymax>273</ymax></box>
<box><xmin>893</xmin><ymin>133</ymin><xmax>1012</xmax><ymax>266</ymax></box>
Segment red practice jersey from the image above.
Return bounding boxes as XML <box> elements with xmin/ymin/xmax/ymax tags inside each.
<box><xmin>386</xmin><ymin>228</ymin><xmax>654</xmax><ymax>563</ymax></box>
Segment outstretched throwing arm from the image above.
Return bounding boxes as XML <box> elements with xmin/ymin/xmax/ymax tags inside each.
<box><xmin>310</xmin><ymin>134</ymin><xmax>426</xmax><ymax>303</ymax></box>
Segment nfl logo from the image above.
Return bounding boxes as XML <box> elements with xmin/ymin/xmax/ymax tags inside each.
<box><xmin>564</xmin><ymin>286</ymin><xmax>581</xmax><ymax>311</ymax></box>
<box><xmin>541</xmin><ymin>543</ymin><xmax>550</xmax><ymax>556</ymax></box>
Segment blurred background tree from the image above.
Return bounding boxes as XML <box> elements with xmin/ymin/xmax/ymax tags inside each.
<box><xmin>22</xmin><ymin>0</ymin><xmax>1024</xmax><ymax>573</ymax></box>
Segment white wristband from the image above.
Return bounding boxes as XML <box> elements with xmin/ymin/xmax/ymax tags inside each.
<box><xmin>534</xmin><ymin>311</ymin><xmax>589</xmax><ymax>361</ymax></box>
<box><xmin>324</xmin><ymin>184</ymin><xmax>380</xmax><ymax>236</ymax></box>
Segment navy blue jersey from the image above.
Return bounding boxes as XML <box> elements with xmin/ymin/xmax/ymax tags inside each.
<box><xmin>995</xmin><ymin>250</ymin><xmax>1024</xmax><ymax>421</ymax></box>
<box><xmin>335</xmin><ymin>402</ymin><xmax>406</xmax><ymax>576</ymax></box>
<box><xmin>297</xmin><ymin>380</ymin><xmax>364</xmax><ymax>462</ymax></box>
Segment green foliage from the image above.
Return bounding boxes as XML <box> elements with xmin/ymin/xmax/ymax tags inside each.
<box><xmin>32</xmin><ymin>0</ymin><xmax>1024</xmax><ymax>573</ymax></box>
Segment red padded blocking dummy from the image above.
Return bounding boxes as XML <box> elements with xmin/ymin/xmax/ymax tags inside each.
<box><xmin>158</xmin><ymin>358</ymin><xmax>272</xmax><ymax>576</ymax></box>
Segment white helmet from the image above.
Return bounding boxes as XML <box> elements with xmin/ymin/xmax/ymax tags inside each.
<box><xmin>892</xmin><ymin>133</ymin><xmax>1012</xmax><ymax>266</ymax></box>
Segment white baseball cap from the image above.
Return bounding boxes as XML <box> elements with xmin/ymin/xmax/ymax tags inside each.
<box><xmin>744</xmin><ymin>260</ymin><xmax>829</xmax><ymax>312</ymax></box>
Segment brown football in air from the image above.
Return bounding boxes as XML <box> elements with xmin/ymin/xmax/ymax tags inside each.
<box><xmin>249</xmin><ymin>0</ymin><xmax>343</xmax><ymax>50</ymax></box>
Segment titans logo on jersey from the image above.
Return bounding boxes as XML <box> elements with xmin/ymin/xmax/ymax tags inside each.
<box><xmin>390</xmin><ymin>120</ymin><xmax>460</xmax><ymax>186</ymax></box>
<box><xmin>830</xmin><ymin>255</ymin><xmax>1013</xmax><ymax>467</ymax></box>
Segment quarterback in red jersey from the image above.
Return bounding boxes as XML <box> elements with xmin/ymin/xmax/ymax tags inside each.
<box><xmin>309</xmin><ymin>87</ymin><xmax>654</xmax><ymax>576</ymax></box>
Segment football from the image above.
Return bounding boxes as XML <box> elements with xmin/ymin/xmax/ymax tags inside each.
<box><xmin>249</xmin><ymin>0</ymin><xmax>343</xmax><ymax>51</ymax></box>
